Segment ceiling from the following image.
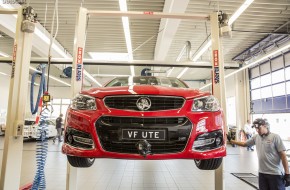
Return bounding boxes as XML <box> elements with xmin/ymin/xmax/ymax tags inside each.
<box><xmin>0</xmin><ymin>0</ymin><xmax>290</xmax><ymax>88</ymax></box>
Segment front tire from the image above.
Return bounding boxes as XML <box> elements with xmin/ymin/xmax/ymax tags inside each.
<box><xmin>67</xmin><ymin>156</ymin><xmax>95</xmax><ymax>168</ymax></box>
<box><xmin>194</xmin><ymin>158</ymin><xmax>222</xmax><ymax>170</ymax></box>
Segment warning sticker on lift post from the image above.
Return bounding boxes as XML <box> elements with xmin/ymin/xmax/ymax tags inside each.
<box><xmin>76</xmin><ymin>47</ymin><xmax>83</xmax><ymax>81</ymax></box>
<box><xmin>213</xmin><ymin>50</ymin><xmax>219</xmax><ymax>84</ymax></box>
<box><xmin>11</xmin><ymin>44</ymin><xmax>17</xmax><ymax>79</ymax></box>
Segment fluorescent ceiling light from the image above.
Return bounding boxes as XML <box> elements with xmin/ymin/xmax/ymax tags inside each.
<box><xmin>229</xmin><ymin>0</ymin><xmax>254</xmax><ymax>25</ymax></box>
<box><xmin>168</xmin><ymin>45</ymin><xmax>187</xmax><ymax>77</ymax></box>
<box><xmin>0</xmin><ymin>71</ymin><xmax>9</xmax><ymax>76</ymax></box>
<box><xmin>0</xmin><ymin>3</ymin><xmax>14</xmax><ymax>9</ymax></box>
<box><xmin>48</xmin><ymin>75</ymin><xmax>71</xmax><ymax>86</ymax></box>
<box><xmin>0</xmin><ymin>51</ymin><xmax>9</xmax><ymax>57</ymax></box>
<box><xmin>130</xmin><ymin>65</ymin><xmax>135</xmax><ymax>76</ymax></box>
<box><xmin>192</xmin><ymin>41</ymin><xmax>212</xmax><ymax>62</ymax></box>
<box><xmin>199</xmin><ymin>41</ymin><xmax>290</xmax><ymax>90</ymax></box>
<box><xmin>83</xmin><ymin>70</ymin><xmax>102</xmax><ymax>87</ymax></box>
<box><xmin>167</xmin><ymin>68</ymin><xmax>174</xmax><ymax>77</ymax></box>
<box><xmin>28</xmin><ymin>81</ymin><xmax>39</xmax><ymax>86</ymax></box>
<box><xmin>177</xmin><ymin>67</ymin><xmax>189</xmax><ymax>79</ymax></box>
<box><xmin>88</xmin><ymin>52</ymin><xmax>130</xmax><ymax>61</ymax></box>
<box><xmin>176</xmin><ymin>45</ymin><xmax>187</xmax><ymax>62</ymax></box>
<box><xmin>119</xmin><ymin>0</ymin><xmax>134</xmax><ymax>76</ymax></box>
<box><xmin>0</xmin><ymin>71</ymin><xmax>39</xmax><ymax>85</ymax></box>
<box><xmin>34</xmin><ymin>28</ymin><xmax>70</xmax><ymax>59</ymax></box>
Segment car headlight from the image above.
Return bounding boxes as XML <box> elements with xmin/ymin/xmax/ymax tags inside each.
<box><xmin>192</xmin><ymin>95</ymin><xmax>220</xmax><ymax>112</ymax></box>
<box><xmin>71</xmin><ymin>94</ymin><xmax>96</xmax><ymax>110</ymax></box>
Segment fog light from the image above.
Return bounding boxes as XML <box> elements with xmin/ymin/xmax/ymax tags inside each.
<box><xmin>215</xmin><ymin>137</ymin><xmax>222</xmax><ymax>146</ymax></box>
<box><xmin>73</xmin><ymin>136</ymin><xmax>94</xmax><ymax>145</ymax></box>
<box><xmin>193</xmin><ymin>138</ymin><xmax>215</xmax><ymax>148</ymax></box>
<box><xmin>67</xmin><ymin>135</ymin><xmax>73</xmax><ymax>144</ymax></box>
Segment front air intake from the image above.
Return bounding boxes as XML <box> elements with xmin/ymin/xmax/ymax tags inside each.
<box><xmin>95</xmin><ymin>116</ymin><xmax>192</xmax><ymax>154</ymax></box>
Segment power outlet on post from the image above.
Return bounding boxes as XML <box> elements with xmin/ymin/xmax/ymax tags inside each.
<box><xmin>13</xmin><ymin>120</ymin><xmax>24</xmax><ymax>137</ymax></box>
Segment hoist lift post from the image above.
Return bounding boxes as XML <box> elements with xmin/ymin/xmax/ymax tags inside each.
<box><xmin>68</xmin><ymin>8</ymin><xmax>227</xmax><ymax>190</ymax></box>
<box><xmin>0</xmin><ymin>6</ymin><xmax>36</xmax><ymax>190</ymax></box>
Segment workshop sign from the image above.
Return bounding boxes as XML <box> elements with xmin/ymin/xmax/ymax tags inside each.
<box><xmin>213</xmin><ymin>50</ymin><xmax>219</xmax><ymax>84</ymax></box>
<box><xmin>76</xmin><ymin>47</ymin><xmax>83</xmax><ymax>81</ymax></box>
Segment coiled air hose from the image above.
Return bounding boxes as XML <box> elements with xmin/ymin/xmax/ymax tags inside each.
<box><xmin>31</xmin><ymin>109</ymin><xmax>49</xmax><ymax>190</ymax></box>
<box><xmin>30</xmin><ymin>64</ymin><xmax>49</xmax><ymax>189</ymax></box>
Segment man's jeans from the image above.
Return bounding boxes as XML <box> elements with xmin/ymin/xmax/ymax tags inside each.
<box><xmin>259</xmin><ymin>173</ymin><xmax>285</xmax><ymax>190</ymax></box>
<box><xmin>53</xmin><ymin>128</ymin><xmax>62</xmax><ymax>142</ymax></box>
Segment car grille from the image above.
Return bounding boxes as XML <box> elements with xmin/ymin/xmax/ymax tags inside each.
<box><xmin>104</xmin><ymin>96</ymin><xmax>185</xmax><ymax>111</ymax></box>
<box><xmin>95</xmin><ymin>116</ymin><xmax>192</xmax><ymax>154</ymax></box>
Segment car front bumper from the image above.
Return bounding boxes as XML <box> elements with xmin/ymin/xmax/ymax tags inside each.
<box><xmin>62</xmin><ymin>100</ymin><xmax>226</xmax><ymax>159</ymax></box>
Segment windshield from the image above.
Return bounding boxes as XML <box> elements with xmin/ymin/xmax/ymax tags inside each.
<box><xmin>105</xmin><ymin>76</ymin><xmax>188</xmax><ymax>88</ymax></box>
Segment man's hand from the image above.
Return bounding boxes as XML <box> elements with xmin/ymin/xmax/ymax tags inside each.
<box><xmin>226</xmin><ymin>134</ymin><xmax>232</xmax><ymax>143</ymax></box>
<box><xmin>284</xmin><ymin>174</ymin><xmax>290</xmax><ymax>187</ymax></box>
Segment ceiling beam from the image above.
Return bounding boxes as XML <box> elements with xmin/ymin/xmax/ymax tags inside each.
<box><xmin>154</xmin><ymin>0</ymin><xmax>190</xmax><ymax>61</ymax></box>
<box><xmin>0</xmin><ymin>57</ymin><xmax>240</xmax><ymax>69</ymax></box>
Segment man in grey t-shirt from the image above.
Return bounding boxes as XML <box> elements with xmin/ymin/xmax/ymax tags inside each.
<box><xmin>228</xmin><ymin>118</ymin><xmax>290</xmax><ymax>190</ymax></box>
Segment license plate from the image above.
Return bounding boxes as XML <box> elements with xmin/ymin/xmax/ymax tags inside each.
<box><xmin>122</xmin><ymin>129</ymin><xmax>166</xmax><ymax>140</ymax></box>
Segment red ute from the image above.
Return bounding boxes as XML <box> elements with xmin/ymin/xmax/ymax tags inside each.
<box><xmin>62</xmin><ymin>76</ymin><xmax>226</xmax><ymax>170</ymax></box>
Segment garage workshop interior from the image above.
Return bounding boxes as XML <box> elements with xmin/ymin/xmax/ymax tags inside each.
<box><xmin>0</xmin><ymin>0</ymin><xmax>290</xmax><ymax>190</ymax></box>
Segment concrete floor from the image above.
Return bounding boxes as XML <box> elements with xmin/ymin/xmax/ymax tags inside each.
<box><xmin>0</xmin><ymin>136</ymin><xmax>289</xmax><ymax>190</ymax></box>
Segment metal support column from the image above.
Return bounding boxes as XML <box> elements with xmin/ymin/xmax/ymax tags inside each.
<box><xmin>210</xmin><ymin>12</ymin><xmax>227</xmax><ymax>190</ymax></box>
<box><xmin>66</xmin><ymin>7</ymin><xmax>88</xmax><ymax>190</ymax></box>
<box><xmin>0</xmin><ymin>7</ymin><xmax>34</xmax><ymax>190</ymax></box>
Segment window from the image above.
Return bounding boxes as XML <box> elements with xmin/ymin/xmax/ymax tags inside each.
<box><xmin>62</xmin><ymin>99</ymin><xmax>71</xmax><ymax>104</ymax></box>
<box><xmin>260</xmin><ymin>74</ymin><xmax>271</xmax><ymax>87</ymax></box>
<box><xmin>285</xmin><ymin>67</ymin><xmax>290</xmax><ymax>80</ymax></box>
<box><xmin>272</xmin><ymin>83</ymin><xmax>285</xmax><ymax>97</ymax></box>
<box><xmin>271</xmin><ymin>57</ymin><xmax>284</xmax><ymax>71</ymax></box>
<box><xmin>286</xmin><ymin>81</ymin><xmax>290</xmax><ymax>95</ymax></box>
<box><xmin>50</xmin><ymin>98</ymin><xmax>71</xmax><ymax>120</ymax></box>
<box><xmin>251</xmin><ymin>89</ymin><xmax>261</xmax><ymax>100</ymax></box>
<box><xmin>51</xmin><ymin>105</ymin><xmax>61</xmax><ymax>119</ymax></box>
<box><xmin>260</xmin><ymin>62</ymin><xmax>270</xmax><ymax>75</ymax></box>
<box><xmin>250</xmin><ymin>78</ymin><xmax>260</xmax><ymax>89</ymax></box>
<box><xmin>285</xmin><ymin>53</ymin><xmax>290</xmax><ymax>66</ymax></box>
<box><xmin>250</xmin><ymin>52</ymin><xmax>290</xmax><ymax>115</ymax></box>
<box><xmin>250</xmin><ymin>66</ymin><xmax>259</xmax><ymax>79</ymax></box>
<box><xmin>260</xmin><ymin>86</ymin><xmax>272</xmax><ymax>99</ymax></box>
<box><xmin>271</xmin><ymin>69</ymin><xmax>284</xmax><ymax>84</ymax></box>
<box><xmin>53</xmin><ymin>99</ymin><xmax>61</xmax><ymax>104</ymax></box>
